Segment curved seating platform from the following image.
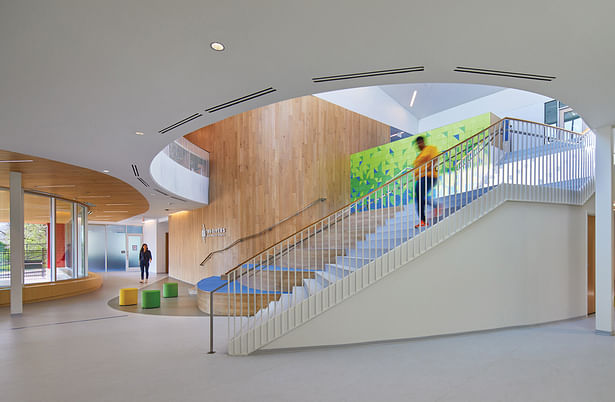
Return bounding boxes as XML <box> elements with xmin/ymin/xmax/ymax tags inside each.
<box><xmin>0</xmin><ymin>272</ymin><xmax>102</xmax><ymax>306</ymax></box>
<box><xmin>197</xmin><ymin>276</ymin><xmax>287</xmax><ymax>316</ymax></box>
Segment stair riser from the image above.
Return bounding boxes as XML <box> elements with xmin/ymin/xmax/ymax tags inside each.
<box><xmin>346</xmin><ymin>248</ymin><xmax>390</xmax><ymax>258</ymax></box>
<box><xmin>324</xmin><ymin>264</ymin><xmax>355</xmax><ymax>276</ymax></box>
<box><xmin>367</xmin><ymin>230</ymin><xmax>413</xmax><ymax>240</ymax></box>
<box><xmin>335</xmin><ymin>256</ymin><xmax>373</xmax><ymax>268</ymax></box>
<box><xmin>356</xmin><ymin>238</ymin><xmax>407</xmax><ymax>248</ymax></box>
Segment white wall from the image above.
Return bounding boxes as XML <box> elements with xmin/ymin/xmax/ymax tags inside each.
<box><xmin>263</xmin><ymin>200</ymin><xmax>590</xmax><ymax>351</ymax></box>
<box><xmin>315</xmin><ymin>87</ymin><xmax>419</xmax><ymax>134</ymax></box>
<box><xmin>418</xmin><ymin>89</ymin><xmax>551</xmax><ymax>132</ymax></box>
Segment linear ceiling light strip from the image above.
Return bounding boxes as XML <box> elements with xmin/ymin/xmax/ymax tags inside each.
<box><xmin>312</xmin><ymin>66</ymin><xmax>424</xmax><ymax>83</ymax></box>
<box><xmin>205</xmin><ymin>87</ymin><xmax>277</xmax><ymax>113</ymax></box>
<box><xmin>453</xmin><ymin>67</ymin><xmax>556</xmax><ymax>81</ymax></box>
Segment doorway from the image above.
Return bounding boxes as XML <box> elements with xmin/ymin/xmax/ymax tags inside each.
<box><xmin>127</xmin><ymin>234</ymin><xmax>143</xmax><ymax>271</ymax></box>
<box><xmin>587</xmin><ymin>215</ymin><xmax>595</xmax><ymax>315</ymax></box>
<box><xmin>165</xmin><ymin>232</ymin><xmax>169</xmax><ymax>274</ymax></box>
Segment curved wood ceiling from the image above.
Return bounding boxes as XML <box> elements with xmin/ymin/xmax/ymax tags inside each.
<box><xmin>0</xmin><ymin>149</ymin><xmax>148</xmax><ymax>222</ymax></box>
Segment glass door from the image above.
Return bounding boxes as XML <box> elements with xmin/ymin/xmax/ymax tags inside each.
<box><xmin>106</xmin><ymin>225</ymin><xmax>126</xmax><ymax>271</ymax></box>
<box><xmin>127</xmin><ymin>235</ymin><xmax>142</xmax><ymax>270</ymax></box>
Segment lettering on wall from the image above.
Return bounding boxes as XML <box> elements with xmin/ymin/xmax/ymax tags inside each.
<box><xmin>201</xmin><ymin>224</ymin><xmax>227</xmax><ymax>242</ymax></box>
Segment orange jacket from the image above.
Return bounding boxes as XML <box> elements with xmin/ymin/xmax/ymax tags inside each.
<box><xmin>413</xmin><ymin>145</ymin><xmax>439</xmax><ymax>179</ymax></box>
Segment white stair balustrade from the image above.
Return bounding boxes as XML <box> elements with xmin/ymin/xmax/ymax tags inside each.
<box><xmin>222</xmin><ymin>118</ymin><xmax>595</xmax><ymax>355</ymax></box>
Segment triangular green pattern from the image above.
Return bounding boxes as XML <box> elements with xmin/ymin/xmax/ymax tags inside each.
<box><xmin>350</xmin><ymin>113</ymin><xmax>494</xmax><ymax>200</ymax></box>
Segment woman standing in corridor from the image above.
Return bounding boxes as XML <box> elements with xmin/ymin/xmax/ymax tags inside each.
<box><xmin>139</xmin><ymin>243</ymin><xmax>152</xmax><ymax>283</ymax></box>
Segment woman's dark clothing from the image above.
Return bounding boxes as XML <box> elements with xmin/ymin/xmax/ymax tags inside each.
<box><xmin>140</xmin><ymin>262</ymin><xmax>149</xmax><ymax>280</ymax></box>
<box><xmin>414</xmin><ymin>176</ymin><xmax>437</xmax><ymax>223</ymax></box>
<box><xmin>139</xmin><ymin>249</ymin><xmax>152</xmax><ymax>280</ymax></box>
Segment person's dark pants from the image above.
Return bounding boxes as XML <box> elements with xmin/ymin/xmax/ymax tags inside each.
<box><xmin>140</xmin><ymin>262</ymin><xmax>149</xmax><ymax>280</ymax></box>
<box><xmin>414</xmin><ymin>176</ymin><xmax>437</xmax><ymax>223</ymax></box>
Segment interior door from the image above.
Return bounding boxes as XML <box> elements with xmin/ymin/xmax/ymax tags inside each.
<box><xmin>165</xmin><ymin>232</ymin><xmax>169</xmax><ymax>274</ymax></box>
<box><xmin>587</xmin><ymin>215</ymin><xmax>595</xmax><ymax>315</ymax></box>
<box><xmin>127</xmin><ymin>235</ymin><xmax>142</xmax><ymax>270</ymax></box>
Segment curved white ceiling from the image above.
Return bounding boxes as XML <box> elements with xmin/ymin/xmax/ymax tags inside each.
<box><xmin>1</xmin><ymin>0</ymin><xmax>613</xmax><ymax>219</ymax></box>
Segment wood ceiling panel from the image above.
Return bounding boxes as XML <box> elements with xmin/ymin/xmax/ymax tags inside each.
<box><xmin>0</xmin><ymin>150</ymin><xmax>148</xmax><ymax>222</ymax></box>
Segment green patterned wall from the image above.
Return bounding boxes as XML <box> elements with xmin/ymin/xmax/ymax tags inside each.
<box><xmin>350</xmin><ymin>113</ymin><xmax>495</xmax><ymax>201</ymax></box>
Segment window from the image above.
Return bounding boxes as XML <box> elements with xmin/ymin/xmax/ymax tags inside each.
<box><xmin>544</xmin><ymin>100</ymin><xmax>558</xmax><ymax>125</ymax></box>
<box><xmin>55</xmin><ymin>199</ymin><xmax>74</xmax><ymax>280</ymax></box>
<box><xmin>23</xmin><ymin>193</ymin><xmax>51</xmax><ymax>284</ymax></box>
<box><xmin>0</xmin><ymin>189</ymin><xmax>9</xmax><ymax>288</ymax></box>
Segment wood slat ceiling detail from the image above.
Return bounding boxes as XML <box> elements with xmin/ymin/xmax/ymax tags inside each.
<box><xmin>0</xmin><ymin>149</ymin><xmax>148</xmax><ymax>223</ymax></box>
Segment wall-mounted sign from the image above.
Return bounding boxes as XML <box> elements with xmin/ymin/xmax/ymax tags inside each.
<box><xmin>201</xmin><ymin>225</ymin><xmax>227</xmax><ymax>242</ymax></box>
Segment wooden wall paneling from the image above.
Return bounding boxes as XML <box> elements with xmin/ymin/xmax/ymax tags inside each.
<box><xmin>170</xmin><ymin>96</ymin><xmax>390</xmax><ymax>284</ymax></box>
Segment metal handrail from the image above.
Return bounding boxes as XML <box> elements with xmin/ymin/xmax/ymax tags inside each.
<box><xmin>200</xmin><ymin>197</ymin><xmax>327</xmax><ymax>266</ymax></box>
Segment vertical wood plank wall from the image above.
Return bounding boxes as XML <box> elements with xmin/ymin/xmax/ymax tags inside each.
<box><xmin>169</xmin><ymin>96</ymin><xmax>390</xmax><ymax>284</ymax></box>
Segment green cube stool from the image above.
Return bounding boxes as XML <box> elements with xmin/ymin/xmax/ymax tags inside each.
<box><xmin>163</xmin><ymin>282</ymin><xmax>178</xmax><ymax>298</ymax></box>
<box><xmin>141</xmin><ymin>289</ymin><xmax>161</xmax><ymax>309</ymax></box>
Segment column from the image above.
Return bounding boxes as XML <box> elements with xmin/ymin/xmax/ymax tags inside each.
<box><xmin>594</xmin><ymin>125</ymin><xmax>615</xmax><ymax>335</ymax></box>
<box><xmin>9</xmin><ymin>172</ymin><xmax>24</xmax><ymax>315</ymax></box>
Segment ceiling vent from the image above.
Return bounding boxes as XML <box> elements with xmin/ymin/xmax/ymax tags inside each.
<box><xmin>205</xmin><ymin>87</ymin><xmax>277</xmax><ymax>113</ymax></box>
<box><xmin>131</xmin><ymin>164</ymin><xmax>140</xmax><ymax>177</ymax></box>
<box><xmin>312</xmin><ymin>66</ymin><xmax>424</xmax><ymax>83</ymax></box>
<box><xmin>158</xmin><ymin>113</ymin><xmax>203</xmax><ymax>134</ymax></box>
<box><xmin>453</xmin><ymin>66</ymin><xmax>556</xmax><ymax>82</ymax></box>
<box><xmin>169</xmin><ymin>195</ymin><xmax>186</xmax><ymax>202</ymax></box>
<box><xmin>137</xmin><ymin>178</ymin><xmax>150</xmax><ymax>187</ymax></box>
<box><xmin>154</xmin><ymin>188</ymin><xmax>170</xmax><ymax>197</ymax></box>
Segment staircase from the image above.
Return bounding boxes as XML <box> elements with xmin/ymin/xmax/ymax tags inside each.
<box><xmin>220</xmin><ymin>118</ymin><xmax>595</xmax><ymax>355</ymax></box>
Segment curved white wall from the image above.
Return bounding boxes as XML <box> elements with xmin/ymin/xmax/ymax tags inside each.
<box><xmin>150</xmin><ymin>151</ymin><xmax>209</xmax><ymax>205</ymax></box>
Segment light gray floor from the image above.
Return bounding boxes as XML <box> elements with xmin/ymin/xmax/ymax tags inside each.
<box><xmin>1</xmin><ymin>271</ymin><xmax>614</xmax><ymax>402</ymax></box>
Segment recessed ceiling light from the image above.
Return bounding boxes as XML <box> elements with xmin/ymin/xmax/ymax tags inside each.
<box><xmin>102</xmin><ymin>169</ymin><xmax>110</xmax><ymax>173</ymax></box>
<box><xmin>0</xmin><ymin>160</ymin><xmax>33</xmax><ymax>163</ymax></box>
<box><xmin>136</xmin><ymin>131</ymin><xmax>144</xmax><ymax>136</ymax></box>
<box><xmin>409</xmin><ymin>90</ymin><xmax>418</xmax><ymax>107</ymax></box>
<box><xmin>210</xmin><ymin>42</ymin><xmax>225</xmax><ymax>51</ymax></box>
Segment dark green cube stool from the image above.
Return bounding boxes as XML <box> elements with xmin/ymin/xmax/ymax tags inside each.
<box><xmin>141</xmin><ymin>289</ymin><xmax>161</xmax><ymax>309</ymax></box>
<box><xmin>163</xmin><ymin>282</ymin><xmax>178</xmax><ymax>298</ymax></box>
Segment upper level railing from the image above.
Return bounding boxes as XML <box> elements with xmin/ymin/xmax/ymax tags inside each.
<box><xmin>215</xmin><ymin>118</ymin><xmax>595</xmax><ymax>355</ymax></box>
<box><xmin>151</xmin><ymin>137</ymin><xmax>210</xmax><ymax>204</ymax></box>
<box><xmin>163</xmin><ymin>137</ymin><xmax>210</xmax><ymax>177</ymax></box>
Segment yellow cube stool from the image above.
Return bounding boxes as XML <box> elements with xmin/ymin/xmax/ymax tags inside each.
<box><xmin>119</xmin><ymin>288</ymin><xmax>138</xmax><ymax>306</ymax></box>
